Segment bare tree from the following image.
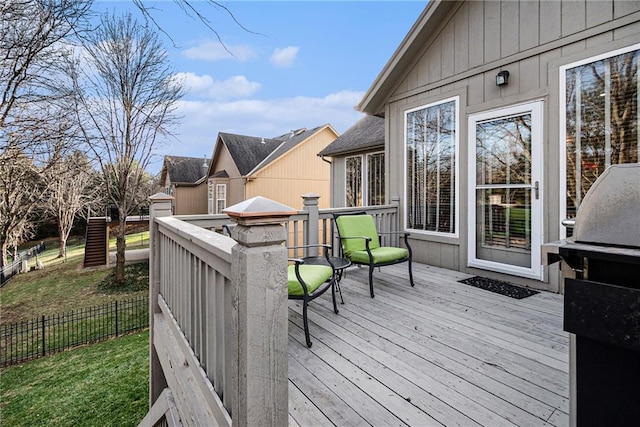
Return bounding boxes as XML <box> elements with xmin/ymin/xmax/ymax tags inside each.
<box><xmin>1</xmin><ymin>0</ymin><xmax>92</xmax><ymax>158</ymax></box>
<box><xmin>43</xmin><ymin>149</ymin><xmax>95</xmax><ymax>259</ymax></box>
<box><xmin>0</xmin><ymin>148</ymin><xmax>43</xmax><ymax>268</ymax></box>
<box><xmin>76</xmin><ymin>12</ymin><xmax>184</xmax><ymax>285</ymax></box>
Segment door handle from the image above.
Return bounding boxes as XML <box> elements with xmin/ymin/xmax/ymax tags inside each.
<box><xmin>534</xmin><ymin>181</ymin><xmax>539</xmax><ymax>200</ymax></box>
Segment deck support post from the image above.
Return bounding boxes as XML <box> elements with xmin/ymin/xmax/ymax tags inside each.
<box><xmin>225</xmin><ymin>197</ymin><xmax>296</xmax><ymax>427</ymax></box>
<box><xmin>148</xmin><ymin>193</ymin><xmax>174</xmax><ymax>407</ymax></box>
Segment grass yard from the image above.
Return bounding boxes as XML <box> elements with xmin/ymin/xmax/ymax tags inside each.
<box><xmin>0</xmin><ymin>258</ymin><xmax>147</xmax><ymax>324</ymax></box>
<box><xmin>0</xmin><ymin>330</ymin><xmax>149</xmax><ymax>426</ymax></box>
<box><xmin>109</xmin><ymin>230</ymin><xmax>150</xmax><ymax>251</ymax></box>
<box><xmin>2</xmin><ymin>232</ymin><xmax>149</xmax><ymax>324</ymax></box>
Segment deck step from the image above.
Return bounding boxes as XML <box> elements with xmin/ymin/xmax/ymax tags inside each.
<box><xmin>83</xmin><ymin>218</ymin><xmax>107</xmax><ymax>267</ymax></box>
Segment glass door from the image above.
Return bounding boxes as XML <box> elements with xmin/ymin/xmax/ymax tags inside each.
<box><xmin>468</xmin><ymin>102</ymin><xmax>543</xmax><ymax>279</ymax></box>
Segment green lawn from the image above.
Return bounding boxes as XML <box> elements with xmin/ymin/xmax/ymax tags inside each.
<box><xmin>2</xmin><ymin>236</ymin><xmax>148</xmax><ymax>324</ymax></box>
<box><xmin>0</xmin><ymin>330</ymin><xmax>149</xmax><ymax>427</ymax></box>
<box><xmin>1</xmin><ymin>236</ymin><xmax>151</xmax><ymax>426</ymax></box>
<box><xmin>0</xmin><ymin>258</ymin><xmax>147</xmax><ymax>324</ymax></box>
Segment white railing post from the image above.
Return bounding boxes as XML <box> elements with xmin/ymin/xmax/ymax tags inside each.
<box><xmin>302</xmin><ymin>192</ymin><xmax>320</xmax><ymax>257</ymax></box>
<box><xmin>148</xmin><ymin>193</ymin><xmax>174</xmax><ymax>407</ymax></box>
<box><xmin>225</xmin><ymin>197</ymin><xmax>295</xmax><ymax>427</ymax></box>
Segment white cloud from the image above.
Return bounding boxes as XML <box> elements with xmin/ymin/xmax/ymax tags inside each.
<box><xmin>183</xmin><ymin>41</ymin><xmax>258</xmax><ymax>62</ymax></box>
<box><xmin>175</xmin><ymin>72</ymin><xmax>261</xmax><ymax>100</ymax></box>
<box><xmin>269</xmin><ymin>46</ymin><xmax>299</xmax><ymax>68</ymax></box>
<box><xmin>152</xmin><ymin>90</ymin><xmax>365</xmax><ymax>174</ymax></box>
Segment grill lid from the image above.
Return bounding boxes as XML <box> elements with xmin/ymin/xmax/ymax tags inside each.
<box><xmin>573</xmin><ymin>164</ymin><xmax>640</xmax><ymax>248</ymax></box>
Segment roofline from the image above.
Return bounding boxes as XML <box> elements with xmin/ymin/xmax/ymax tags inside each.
<box><xmin>357</xmin><ymin>1</ymin><xmax>455</xmax><ymax>115</ymax></box>
<box><xmin>318</xmin><ymin>143</ymin><xmax>385</xmax><ymax>158</ymax></box>
<box><xmin>245</xmin><ymin>140</ymin><xmax>288</xmax><ymax>177</ymax></box>
<box><xmin>245</xmin><ymin>124</ymin><xmax>338</xmax><ymax>176</ymax></box>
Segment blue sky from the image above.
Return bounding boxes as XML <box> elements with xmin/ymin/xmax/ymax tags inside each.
<box><xmin>95</xmin><ymin>1</ymin><xmax>426</xmax><ymax>173</ymax></box>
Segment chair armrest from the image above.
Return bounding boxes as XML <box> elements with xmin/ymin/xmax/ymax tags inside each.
<box><xmin>377</xmin><ymin>231</ymin><xmax>411</xmax><ymax>236</ymax></box>
<box><xmin>338</xmin><ymin>235</ymin><xmax>372</xmax><ymax>242</ymax></box>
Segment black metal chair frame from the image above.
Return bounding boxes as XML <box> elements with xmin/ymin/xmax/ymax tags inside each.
<box><xmin>333</xmin><ymin>212</ymin><xmax>414</xmax><ymax>298</ymax></box>
<box><xmin>288</xmin><ymin>244</ymin><xmax>338</xmax><ymax>348</ymax></box>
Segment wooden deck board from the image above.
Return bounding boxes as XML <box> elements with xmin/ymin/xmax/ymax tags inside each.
<box><xmin>288</xmin><ymin>262</ymin><xmax>569</xmax><ymax>427</ymax></box>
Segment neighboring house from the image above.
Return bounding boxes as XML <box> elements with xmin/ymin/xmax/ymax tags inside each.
<box><xmin>318</xmin><ymin>115</ymin><xmax>386</xmax><ymax>208</ymax></box>
<box><xmin>159</xmin><ymin>155</ymin><xmax>210</xmax><ymax>215</ymax></box>
<box><xmin>206</xmin><ymin>125</ymin><xmax>338</xmax><ymax>213</ymax></box>
<box><xmin>330</xmin><ymin>0</ymin><xmax>639</xmax><ymax>292</ymax></box>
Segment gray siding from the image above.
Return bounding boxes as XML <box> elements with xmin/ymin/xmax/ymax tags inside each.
<box><xmin>384</xmin><ymin>0</ymin><xmax>640</xmax><ymax>291</ymax></box>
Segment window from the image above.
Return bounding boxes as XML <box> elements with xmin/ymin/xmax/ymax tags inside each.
<box><xmin>561</xmin><ymin>46</ymin><xmax>639</xmax><ymax>232</ymax></box>
<box><xmin>345</xmin><ymin>156</ymin><xmax>362</xmax><ymax>207</ymax></box>
<box><xmin>345</xmin><ymin>152</ymin><xmax>385</xmax><ymax>207</ymax></box>
<box><xmin>405</xmin><ymin>97</ymin><xmax>458</xmax><ymax>235</ymax></box>
<box><xmin>216</xmin><ymin>184</ymin><xmax>226</xmax><ymax>214</ymax></box>
<box><xmin>207</xmin><ymin>180</ymin><xmax>214</xmax><ymax>214</ymax></box>
<box><xmin>366</xmin><ymin>152</ymin><xmax>385</xmax><ymax>206</ymax></box>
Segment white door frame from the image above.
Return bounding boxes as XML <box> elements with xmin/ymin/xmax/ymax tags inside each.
<box><xmin>467</xmin><ymin>101</ymin><xmax>544</xmax><ymax>280</ymax></box>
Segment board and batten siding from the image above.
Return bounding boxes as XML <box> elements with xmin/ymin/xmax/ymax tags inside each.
<box><xmin>246</xmin><ymin>127</ymin><xmax>335</xmax><ymax>210</ymax></box>
<box><xmin>173</xmin><ymin>184</ymin><xmax>208</xmax><ymax>215</ymax></box>
<box><xmin>383</xmin><ymin>0</ymin><xmax>640</xmax><ymax>291</ymax></box>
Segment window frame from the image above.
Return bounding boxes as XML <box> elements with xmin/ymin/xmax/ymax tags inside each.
<box><xmin>207</xmin><ymin>179</ymin><xmax>214</xmax><ymax>214</ymax></box>
<box><xmin>365</xmin><ymin>151</ymin><xmax>385</xmax><ymax>206</ymax></box>
<box><xmin>344</xmin><ymin>151</ymin><xmax>385</xmax><ymax>207</ymax></box>
<box><xmin>559</xmin><ymin>43</ymin><xmax>640</xmax><ymax>239</ymax></box>
<box><xmin>216</xmin><ymin>183</ymin><xmax>226</xmax><ymax>214</ymax></box>
<box><xmin>403</xmin><ymin>96</ymin><xmax>460</xmax><ymax>237</ymax></box>
<box><xmin>344</xmin><ymin>154</ymin><xmax>363</xmax><ymax>207</ymax></box>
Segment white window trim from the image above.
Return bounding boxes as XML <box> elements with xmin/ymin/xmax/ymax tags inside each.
<box><xmin>403</xmin><ymin>96</ymin><xmax>460</xmax><ymax>237</ymax></box>
<box><xmin>467</xmin><ymin>101</ymin><xmax>544</xmax><ymax>280</ymax></box>
<box><xmin>558</xmin><ymin>43</ymin><xmax>640</xmax><ymax>239</ymax></box>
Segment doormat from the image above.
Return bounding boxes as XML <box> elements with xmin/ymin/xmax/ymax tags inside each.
<box><xmin>458</xmin><ymin>276</ymin><xmax>540</xmax><ymax>299</ymax></box>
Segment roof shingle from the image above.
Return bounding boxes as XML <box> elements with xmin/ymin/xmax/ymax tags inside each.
<box><xmin>318</xmin><ymin>115</ymin><xmax>384</xmax><ymax>157</ymax></box>
<box><xmin>163</xmin><ymin>155</ymin><xmax>209</xmax><ymax>184</ymax></box>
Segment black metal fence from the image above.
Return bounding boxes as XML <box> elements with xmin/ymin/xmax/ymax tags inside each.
<box><xmin>0</xmin><ymin>296</ymin><xmax>148</xmax><ymax>367</ymax></box>
<box><xmin>1</xmin><ymin>242</ymin><xmax>47</xmax><ymax>287</ymax></box>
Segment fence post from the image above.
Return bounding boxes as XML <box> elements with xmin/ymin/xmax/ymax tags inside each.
<box><xmin>302</xmin><ymin>192</ymin><xmax>320</xmax><ymax>257</ymax></box>
<box><xmin>41</xmin><ymin>315</ymin><xmax>46</xmax><ymax>357</ymax></box>
<box><xmin>148</xmin><ymin>192</ymin><xmax>174</xmax><ymax>407</ymax></box>
<box><xmin>225</xmin><ymin>196</ymin><xmax>295</xmax><ymax>427</ymax></box>
<box><xmin>115</xmin><ymin>300</ymin><xmax>119</xmax><ymax>337</ymax></box>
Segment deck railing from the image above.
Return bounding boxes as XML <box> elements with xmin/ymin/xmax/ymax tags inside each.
<box><xmin>142</xmin><ymin>193</ymin><xmax>400</xmax><ymax>426</ymax></box>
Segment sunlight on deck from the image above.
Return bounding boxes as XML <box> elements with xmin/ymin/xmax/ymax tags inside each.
<box><xmin>287</xmin><ymin>262</ymin><xmax>568</xmax><ymax>427</ymax></box>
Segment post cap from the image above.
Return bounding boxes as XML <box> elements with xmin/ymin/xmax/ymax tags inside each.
<box><xmin>223</xmin><ymin>196</ymin><xmax>297</xmax><ymax>225</ymax></box>
<box><xmin>148</xmin><ymin>192</ymin><xmax>175</xmax><ymax>202</ymax></box>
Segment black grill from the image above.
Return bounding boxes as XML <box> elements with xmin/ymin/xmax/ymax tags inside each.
<box><xmin>543</xmin><ymin>163</ymin><xmax>640</xmax><ymax>427</ymax></box>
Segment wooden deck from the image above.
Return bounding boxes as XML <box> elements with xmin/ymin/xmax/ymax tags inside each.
<box><xmin>287</xmin><ymin>262</ymin><xmax>568</xmax><ymax>427</ymax></box>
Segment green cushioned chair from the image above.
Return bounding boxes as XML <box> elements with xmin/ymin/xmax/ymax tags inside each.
<box><xmin>288</xmin><ymin>244</ymin><xmax>338</xmax><ymax>348</ymax></box>
<box><xmin>333</xmin><ymin>212</ymin><xmax>414</xmax><ymax>298</ymax></box>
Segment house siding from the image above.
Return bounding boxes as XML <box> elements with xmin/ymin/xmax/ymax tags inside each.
<box><xmin>210</xmin><ymin>144</ymin><xmax>245</xmax><ymax>206</ymax></box>
<box><xmin>381</xmin><ymin>0</ymin><xmax>639</xmax><ymax>291</ymax></box>
<box><xmin>247</xmin><ymin>127</ymin><xmax>335</xmax><ymax>209</ymax></box>
<box><xmin>173</xmin><ymin>185</ymin><xmax>207</xmax><ymax>215</ymax></box>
